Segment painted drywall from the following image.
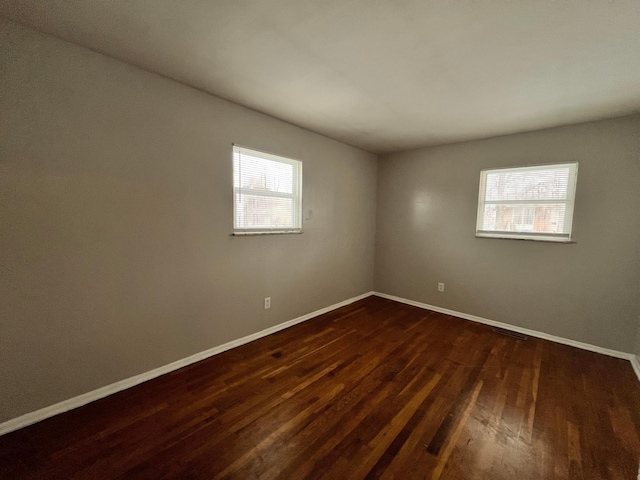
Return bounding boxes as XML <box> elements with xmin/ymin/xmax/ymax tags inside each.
<box><xmin>0</xmin><ymin>20</ymin><xmax>377</xmax><ymax>423</ymax></box>
<box><xmin>636</xmin><ymin>317</ymin><xmax>640</xmax><ymax>361</ymax></box>
<box><xmin>375</xmin><ymin>115</ymin><xmax>640</xmax><ymax>353</ymax></box>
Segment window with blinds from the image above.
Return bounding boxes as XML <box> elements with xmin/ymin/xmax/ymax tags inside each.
<box><xmin>476</xmin><ymin>162</ymin><xmax>578</xmax><ymax>242</ymax></box>
<box><xmin>233</xmin><ymin>145</ymin><xmax>302</xmax><ymax>234</ymax></box>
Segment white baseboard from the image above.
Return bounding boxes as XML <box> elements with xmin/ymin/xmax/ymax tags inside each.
<box><xmin>0</xmin><ymin>291</ymin><xmax>374</xmax><ymax>437</ymax></box>
<box><xmin>374</xmin><ymin>292</ymin><xmax>636</xmax><ymax>361</ymax></box>
<box><xmin>2</xmin><ymin>290</ymin><xmax>635</xmax><ymax>437</ymax></box>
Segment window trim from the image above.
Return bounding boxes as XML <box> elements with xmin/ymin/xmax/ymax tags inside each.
<box><xmin>232</xmin><ymin>145</ymin><xmax>303</xmax><ymax>235</ymax></box>
<box><xmin>475</xmin><ymin>162</ymin><xmax>578</xmax><ymax>243</ymax></box>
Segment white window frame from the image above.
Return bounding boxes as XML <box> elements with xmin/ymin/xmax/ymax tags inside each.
<box><xmin>232</xmin><ymin>145</ymin><xmax>303</xmax><ymax>235</ymax></box>
<box><xmin>476</xmin><ymin>162</ymin><xmax>578</xmax><ymax>242</ymax></box>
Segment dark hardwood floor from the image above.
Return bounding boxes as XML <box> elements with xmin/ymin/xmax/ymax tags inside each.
<box><xmin>1</xmin><ymin>296</ymin><xmax>640</xmax><ymax>479</ymax></box>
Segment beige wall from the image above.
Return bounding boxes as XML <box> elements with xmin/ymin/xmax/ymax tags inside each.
<box><xmin>0</xmin><ymin>20</ymin><xmax>377</xmax><ymax>423</ymax></box>
<box><xmin>376</xmin><ymin>115</ymin><xmax>640</xmax><ymax>353</ymax></box>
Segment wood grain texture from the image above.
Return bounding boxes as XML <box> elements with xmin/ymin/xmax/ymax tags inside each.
<box><xmin>1</xmin><ymin>296</ymin><xmax>639</xmax><ymax>479</ymax></box>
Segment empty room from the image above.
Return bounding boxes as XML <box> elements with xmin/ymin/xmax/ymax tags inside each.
<box><xmin>1</xmin><ymin>1</ymin><xmax>640</xmax><ymax>479</ymax></box>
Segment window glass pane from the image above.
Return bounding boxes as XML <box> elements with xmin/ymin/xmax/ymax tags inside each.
<box><xmin>482</xmin><ymin>204</ymin><xmax>567</xmax><ymax>234</ymax></box>
<box><xmin>484</xmin><ymin>167</ymin><xmax>570</xmax><ymax>202</ymax></box>
<box><xmin>234</xmin><ymin>152</ymin><xmax>294</xmax><ymax>194</ymax></box>
<box><xmin>234</xmin><ymin>194</ymin><xmax>295</xmax><ymax>229</ymax></box>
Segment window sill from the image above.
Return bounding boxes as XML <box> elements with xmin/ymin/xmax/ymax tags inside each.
<box><xmin>475</xmin><ymin>233</ymin><xmax>575</xmax><ymax>243</ymax></box>
<box><xmin>231</xmin><ymin>230</ymin><xmax>303</xmax><ymax>236</ymax></box>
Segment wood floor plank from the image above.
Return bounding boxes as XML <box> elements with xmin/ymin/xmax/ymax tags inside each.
<box><xmin>1</xmin><ymin>296</ymin><xmax>639</xmax><ymax>479</ymax></box>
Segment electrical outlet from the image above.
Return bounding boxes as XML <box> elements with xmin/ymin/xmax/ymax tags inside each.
<box><xmin>264</xmin><ymin>297</ymin><xmax>271</xmax><ymax>309</ymax></box>
<box><xmin>438</xmin><ymin>282</ymin><xmax>445</xmax><ymax>292</ymax></box>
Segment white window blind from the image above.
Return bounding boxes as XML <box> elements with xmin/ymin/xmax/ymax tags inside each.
<box><xmin>476</xmin><ymin>162</ymin><xmax>578</xmax><ymax>242</ymax></box>
<box><xmin>233</xmin><ymin>145</ymin><xmax>302</xmax><ymax>234</ymax></box>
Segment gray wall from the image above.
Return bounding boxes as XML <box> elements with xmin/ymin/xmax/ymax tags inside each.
<box><xmin>636</xmin><ymin>317</ymin><xmax>640</xmax><ymax>361</ymax></box>
<box><xmin>0</xmin><ymin>20</ymin><xmax>377</xmax><ymax>423</ymax></box>
<box><xmin>375</xmin><ymin>115</ymin><xmax>640</xmax><ymax>353</ymax></box>
<box><xmin>636</xmin><ymin>313</ymin><xmax>640</xmax><ymax>371</ymax></box>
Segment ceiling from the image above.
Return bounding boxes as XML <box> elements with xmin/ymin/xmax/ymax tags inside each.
<box><xmin>2</xmin><ymin>1</ymin><xmax>640</xmax><ymax>154</ymax></box>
